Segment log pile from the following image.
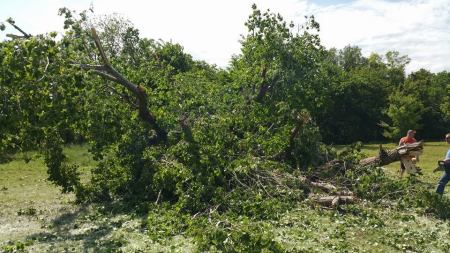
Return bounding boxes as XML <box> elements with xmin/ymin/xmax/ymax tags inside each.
<box><xmin>299</xmin><ymin>175</ymin><xmax>356</xmax><ymax>208</ymax></box>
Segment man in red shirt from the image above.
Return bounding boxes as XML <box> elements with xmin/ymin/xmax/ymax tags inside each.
<box><xmin>398</xmin><ymin>130</ymin><xmax>419</xmax><ymax>176</ymax></box>
<box><xmin>399</xmin><ymin>130</ymin><xmax>417</xmax><ymax>146</ymax></box>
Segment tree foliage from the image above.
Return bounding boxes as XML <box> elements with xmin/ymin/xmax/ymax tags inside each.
<box><xmin>0</xmin><ymin>5</ymin><xmax>448</xmax><ymax>212</ymax></box>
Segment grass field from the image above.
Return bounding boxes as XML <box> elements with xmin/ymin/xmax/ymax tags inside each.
<box><xmin>1</xmin><ymin>142</ymin><xmax>449</xmax><ymax>252</ymax></box>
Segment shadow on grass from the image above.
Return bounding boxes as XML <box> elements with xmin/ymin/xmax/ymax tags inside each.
<box><xmin>26</xmin><ymin>201</ymin><xmax>149</xmax><ymax>252</ymax></box>
<box><xmin>52</xmin><ymin>204</ymin><xmax>89</xmax><ymax>227</ymax></box>
<box><xmin>0</xmin><ymin>155</ymin><xmax>13</xmax><ymax>164</ymax></box>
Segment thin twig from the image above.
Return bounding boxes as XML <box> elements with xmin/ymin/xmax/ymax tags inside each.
<box><xmin>90</xmin><ymin>70</ymin><xmax>119</xmax><ymax>82</ymax></box>
<box><xmin>36</xmin><ymin>56</ymin><xmax>49</xmax><ymax>82</ymax></box>
<box><xmin>76</xmin><ymin>63</ymin><xmax>106</xmax><ymax>71</ymax></box>
<box><xmin>155</xmin><ymin>190</ymin><xmax>162</xmax><ymax>204</ymax></box>
<box><xmin>231</xmin><ymin>171</ymin><xmax>250</xmax><ymax>188</ymax></box>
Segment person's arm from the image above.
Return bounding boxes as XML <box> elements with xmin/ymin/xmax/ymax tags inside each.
<box><xmin>444</xmin><ymin>150</ymin><xmax>450</xmax><ymax>165</ymax></box>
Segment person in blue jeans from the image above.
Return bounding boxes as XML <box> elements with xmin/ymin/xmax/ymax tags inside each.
<box><xmin>436</xmin><ymin>133</ymin><xmax>450</xmax><ymax>195</ymax></box>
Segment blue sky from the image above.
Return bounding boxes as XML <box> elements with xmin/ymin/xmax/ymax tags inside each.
<box><xmin>1</xmin><ymin>0</ymin><xmax>449</xmax><ymax>73</ymax></box>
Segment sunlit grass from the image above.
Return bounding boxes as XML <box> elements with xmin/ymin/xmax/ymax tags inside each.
<box><xmin>0</xmin><ymin>145</ymin><xmax>95</xmax><ymax>244</ymax></box>
<box><xmin>0</xmin><ymin>145</ymin><xmax>193</xmax><ymax>252</ymax></box>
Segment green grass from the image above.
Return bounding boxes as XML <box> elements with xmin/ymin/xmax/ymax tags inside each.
<box><xmin>0</xmin><ymin>145</ymin><xmax>193</xmax><ymax>252</ymax></box>
<box><xmin>274</xmin><ymin>203</ymin><xmax>450</xmax><ymax>252</ymax></box>
<box><xmin>1</xmin><ymin>143</ymin><xmax>450</xmax><ymax>252</ymax></box>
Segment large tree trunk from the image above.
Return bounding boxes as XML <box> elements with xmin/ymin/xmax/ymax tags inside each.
<box><xmin>359</xmin><ymin>141</ymin><xmax>423</xmax><ymax>167</ymax></box>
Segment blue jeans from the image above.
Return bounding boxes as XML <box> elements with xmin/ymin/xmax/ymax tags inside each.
<box><xmin>436</xmin><ymin>170</ymin><xmax>450</xmax><ymax>194</ymax></box>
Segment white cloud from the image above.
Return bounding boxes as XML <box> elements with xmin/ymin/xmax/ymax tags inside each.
<box><xmin>87</xmin><ymin>0</ymin><xmax>309</xmax><ymax>67</ymax></box>
<box><xmin>1</xmin><ymin>0</ymin><xmax>449</xmax><ymax>72</ymax></box>
<box><xmin>304</xmin><ymin>0</ymin><xmax>450</xmax><ymax>73</ymax></box>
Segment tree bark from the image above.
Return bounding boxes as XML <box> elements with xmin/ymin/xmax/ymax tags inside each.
<box><xmin>255</xmin><ymin>66</ymin><xmax>269</xmax><ymax>101</ymax></box>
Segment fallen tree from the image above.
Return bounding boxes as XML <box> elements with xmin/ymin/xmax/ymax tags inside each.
<box><xmin>34</xmin><ymin>13</ymin><xmax>423</xmax><ymax>210</ymax></box>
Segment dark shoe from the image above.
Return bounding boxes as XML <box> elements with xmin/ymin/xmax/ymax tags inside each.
<box><xmin>416</xmin><ymin>168</ymin><xmax>423</xmax><ymax>175</ymax></box>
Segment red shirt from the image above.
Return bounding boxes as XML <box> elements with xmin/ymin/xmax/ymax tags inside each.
<box><xmin>399</xmin><ymin>137</ymin><xmax>417</xmax><ymax>144</ymax></box>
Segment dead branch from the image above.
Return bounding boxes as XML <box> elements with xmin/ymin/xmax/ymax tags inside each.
<box><xmin>6</xmin><ymin>34</ymin><xmax>26</xmax><ymax>39</ymax></box>
<box><xmin>36</xmin><ymin>57</ymin><xmax>50</xmax><ymax>82</ymax></box>
<box><xmin>307</xmin><ymin>159</ymin><xmax>348</xmax><ymax>180</ymax></box>
<box><xmin>154</xmin><ymin>190</ymin><xmax>162</xmax><ymax>204</ymax></box>
<box><xmin>231</xmin><ymin>168</ymin><xmax>354</xmax><ymax>203</ymax></box>
<box><xmin>77</xmin><ymin>63</ymin><xmax>106</xmax><ymax>72</ymax></box>
<box><xmin>6</xmin><ymin>18</ymin><xmax>31</xmax><ymax>38</ymax></box>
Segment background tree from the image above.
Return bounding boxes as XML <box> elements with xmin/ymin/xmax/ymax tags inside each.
<box><xmin>382</xmin><ymin>69</ymin><xmax>450</xmax><ymax>140</ymax></box>
<box><xmin>381</xmin><ymin>92</ymin><xmax>425</xmax><ymax>139</ymax></box>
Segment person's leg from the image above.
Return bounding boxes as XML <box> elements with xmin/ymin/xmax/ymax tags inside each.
<box><xmin>436</xmin><ymin>171</ymin><xmax>450</xmax><ymax>194</ymax></box>
<box><xmin>400</xmin><ymin>161</ymin><xmax>406</xmax><ymax>177</ymax></box>
<box><xmin>401</xmin><ymin>157</ymin><xmax>417</xmax><ymax>175</ymax></box>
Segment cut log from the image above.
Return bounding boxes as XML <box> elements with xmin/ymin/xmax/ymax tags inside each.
<box><xmin>359</xmin><ymin>141</ymin><xmax>423</xmax><ymax>167</ymax></box>
<box><xmin>312</xmin><ymin>195</ymin><xmax>357</xmax><ymax>207</ymax></box>
<box><xmin>298</xmin><ymin>176</ymin><xmax>353</xmax><ymax>195</ymax></box>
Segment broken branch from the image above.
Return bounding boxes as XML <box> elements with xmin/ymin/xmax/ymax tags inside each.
<box><xmin>6</xmin><ymin>18</ymin><xmax>31</xmax><ymax>38</ymax></box>
<box><xmin>74</xmin><ymin>27</ymin><xmax>167</xmax><ymax>143</ymax></box>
